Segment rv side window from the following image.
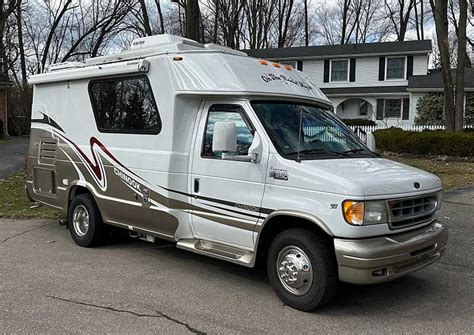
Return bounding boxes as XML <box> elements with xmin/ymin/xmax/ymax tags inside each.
<box><xmin>89</xmin><ymin>76</ymin><xmax>161</xmax><ymax>134</ymax></box>
<box><xmin>201</xmin><ymin>105</ymin><xmax>254</xmax><ymax>159</ymax></box>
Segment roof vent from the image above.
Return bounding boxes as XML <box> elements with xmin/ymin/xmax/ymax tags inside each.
<box><xmin>130</xmin><ymin>34</ymin><xmax>202</xmax><ymax>50</ymax></box>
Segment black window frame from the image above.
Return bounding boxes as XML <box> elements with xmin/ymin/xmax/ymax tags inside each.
<box><xmin>200</xmin><ymin>104</ymin><xmax>256</xmax><ymax>161</ymax></box>
<box><xmin>88</xmin><ymin>75</ymin><xmax>162</xmax><ymax>135</ymax></box>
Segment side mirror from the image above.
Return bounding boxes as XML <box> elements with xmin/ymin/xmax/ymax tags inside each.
<box><xmin>212</xmin><ymin>121</ymin><xmax>237</xmax><ymax>154</ymax></box>
<box><xmin>366</xmin><ymin>132</ymin><xmax>376</xmax><ymax>152</ymax></box>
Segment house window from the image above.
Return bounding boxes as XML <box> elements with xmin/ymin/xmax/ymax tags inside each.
<box><xmin>384</xmin><ymin>99</ymin><xmax>402</xmax><ymax>118</ymax></box>
<box><xmin>89</xmin><ymin>76</ymin><xmax>161</xmax><ymax>134</ymax></box>
<box><xmin>330</xmin><ymin>59</ymin><xmax>349</xmax><ymax>82</ymax></box>
<box><xmin>386</xmin><ymin>57</ymin><xmax>406</xmax><ymax>80</ymax></box>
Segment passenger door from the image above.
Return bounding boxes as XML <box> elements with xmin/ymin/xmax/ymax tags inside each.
<box><xmin>190</xmin><ymin>101</ymin><xmax>267</xmax><ymax>249</ymax></box>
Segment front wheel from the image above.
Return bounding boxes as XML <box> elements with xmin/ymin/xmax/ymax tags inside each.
<box><xmin>68</xmin><ymin>193</ymin><xmax>104</xmax><ymax>247</ymax></box>
<box><xmin>267</xmin><ymin>228</ymin><xmax>337</xmax><ymax>311</ymax></box>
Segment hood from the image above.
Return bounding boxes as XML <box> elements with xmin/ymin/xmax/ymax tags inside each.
<box><xmin>296</xmin><ymin>158</ymin><xmax>442</xmax><ymax>197</ymax></box>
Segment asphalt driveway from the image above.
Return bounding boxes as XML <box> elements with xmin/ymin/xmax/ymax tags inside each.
<box><xmin>0</xmin><ymin>187</ymin><xmax>473</xmax><ymax>334</ymax></box>
<box><xmin>0</xmin><ymin>137</ymin><xmax>29</xmax><ymax>178</ymax></box>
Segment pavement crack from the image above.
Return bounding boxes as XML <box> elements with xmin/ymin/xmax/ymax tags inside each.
<box><xmin>1</xmin><ymin>222</ymin><xmax>52</xmax><ymax>243</ymax></box>
<box><xmin>153</xmin><ymin>309</ymin><xmax>206</xmax><ymax>334</ymax></box>
<box><xmin>46</xmin><ymin>295</ymin><xmax>206</xmax><ymax>334</ymax></box>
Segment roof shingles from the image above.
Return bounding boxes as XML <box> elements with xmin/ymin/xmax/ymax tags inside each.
<box><xmin>244</xmin><ymin>40</ymin><xmax>432</xmax><ymax>60</ymax></box>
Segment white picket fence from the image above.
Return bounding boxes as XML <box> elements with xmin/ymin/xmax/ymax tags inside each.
<box><xmin>348</xmin><ymin>125</ymin><xmax>463</xmax><ymax>133</ymax></box>
<box><xmin>349</xmin><ymin>124</ymin><xmax>474</xmax><ymax>143</ymax></box>
<box><xmin>305</xmin><ymin>124</ymin><xmax>473</xmax><ymax>145</ymax></box>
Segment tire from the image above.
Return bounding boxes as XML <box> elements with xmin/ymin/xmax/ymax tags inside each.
<box><xmin>267</xmin><ymin>228</ymin><xmax>337</xmax><ymax>312</ymax></box>
<box><xmin>68</xmin><ymin>193</ymin><xmax>104</xmax><ymax>247</ymax></box>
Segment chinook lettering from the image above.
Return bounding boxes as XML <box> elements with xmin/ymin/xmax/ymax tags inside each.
<box><xmin>114</xmin><ymin>167</ymin><xmax>142</xmax><ymax>193</ymax></box>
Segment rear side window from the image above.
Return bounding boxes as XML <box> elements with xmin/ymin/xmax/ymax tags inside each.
<box><xmin>89</xmin><ymin>76</ymin><xmax>161</xmax><ymax>134</ymax></box>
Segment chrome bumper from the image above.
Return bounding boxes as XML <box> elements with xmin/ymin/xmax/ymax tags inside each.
<box><xmin>334</xmin><ymin>221</ymin><xmax>448</xmax><ymax>285</ymax></box>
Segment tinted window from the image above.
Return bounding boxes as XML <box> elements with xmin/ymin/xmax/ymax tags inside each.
<box><xmin>202</xmin><ymin>106</ymin><xmax>254</xmax><ymax>159</ymax></box>
<box><xmin>89</xmin><ymin>76</ymin><xmax>161</xmax><ymax>134</ymax></box>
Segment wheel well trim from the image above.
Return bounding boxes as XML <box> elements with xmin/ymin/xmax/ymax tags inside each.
<box><xmin>255</xmin><ymin>210</ymin><xmax>334</xmax><ymax>253</ymax></box>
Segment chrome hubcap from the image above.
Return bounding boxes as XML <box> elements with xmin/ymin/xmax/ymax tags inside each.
<box><xmin>276</xmin><ymin>246</ymin><xmax>313</xmax><ymax>295</ymax></box>
<box><xmin>72</xmin><ymin>205</ymin><xmax>90</xmax><ymax>237</ymax></box>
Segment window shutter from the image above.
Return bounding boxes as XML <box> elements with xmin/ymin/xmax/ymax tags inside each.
<box><xmin>378</xmin><ymin>57</ymin><xmax>385</xmax><ymax>81</ymax></box>
<box><xmin>297</xmin><ymin>61</ymin><xmax>303</xmax><ymax>71</ymax></box>
<box><xmin>376</xmin><ymin>99</ymin><xmax>384</xmax><ymax>120</ymax></box>
<box><xmin>402</xmin><ymin>98</ymin><xmax>410</xmax><ymax>120</ymax></box>
<box><xmin>323</xmin><ymin>60</ymin><xmax>330</xmax><ymax>83</ymax></box>
<box><xmin>349</xmin><ymin>58</ymin><xmax>356</xmax><ymax>82</ymax></box>
<box><xmin>406</xmin><ymin>56</ymin><xmax>413</xmax><ymax>79</ymax></box>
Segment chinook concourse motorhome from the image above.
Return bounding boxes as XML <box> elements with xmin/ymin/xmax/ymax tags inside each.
<box><xmin>27</xmin><ymin>34</ymin><xmax>447</xmax><ymax>311</ymax></box>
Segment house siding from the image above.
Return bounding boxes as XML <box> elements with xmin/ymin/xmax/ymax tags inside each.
<box><xmin>302</xmin><ymin>53</ymin><xmax>428</xmax><ymax>89</ymax></box>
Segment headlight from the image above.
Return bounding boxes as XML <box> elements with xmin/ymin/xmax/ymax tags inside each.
<box><xmin>342</xmin><ymin>200</ymin><xmax>389</xmax><ymax>226</ymax></box>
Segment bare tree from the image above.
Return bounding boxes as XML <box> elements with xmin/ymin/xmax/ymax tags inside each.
<box><xmin>384</xmin><ymin>0</ymin><xmax>416</xmax><ymax>41</ymax></box>
<box><xmin>186</xmin><ymin>0</ymin><xmax>201</xmax><ymax>41</ymax></box>
<box><xmin>455</xmin><ymin>0</ymin><xmax>467</xmax><ymax>130</ymax></box>
<box><xmin>139</xmin><ymin>0</ymin><xmax>153</xmax><ymax>36</ymax></box>
<box><xmin>430</xmin><ymin>0</ymin><xmax>456</xmax><ymax>131</ymax></box>
<box><xmin>0</xmin><ymin>0</ymin><xmax>20</xmax><ymax>78</ymax></box>
<box><xmin>244</xmin><ymin>0</ymin><xmax>276</xmax><ymax>49</ymax></box>
<box><xmin>154</xmin><ymin>0</ymin><xmax>165</xmax><ymax>34</ymax></box>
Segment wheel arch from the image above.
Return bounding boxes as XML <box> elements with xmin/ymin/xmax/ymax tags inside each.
<box><xmin>66</xmin><ymin>182</ymin><xmax>94</xmax><ymax>213</ymax></box>
<box><xmin>255</xmin><ymin>210</ymin><xmax>334</xmax><ymax>261</ymax></box>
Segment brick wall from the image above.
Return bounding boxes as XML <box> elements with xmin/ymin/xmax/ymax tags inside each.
<box><xmin>0</xmin><ymin>88</ymin><xmax>6</xmax><ymax>137</ymax></box>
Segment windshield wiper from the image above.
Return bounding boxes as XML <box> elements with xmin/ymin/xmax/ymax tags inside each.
<box><xmin>288</xmin><ymin>148</ymin><xmax>350</xmax><ymax>157</ymax></box>
<box><xmin>342</xmin><ymin>148</ymin><xmax>370</xmax><ymax>154</ymax></box>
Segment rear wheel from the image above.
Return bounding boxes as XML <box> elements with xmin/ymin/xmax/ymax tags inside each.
<box><xmin>68</xmin><ymin>193</ymin><xmax>104</xmax><ymax>247</ymax></box>
<box><xmin>267</xmin><ymin>228</ymin><xmax>337</xmax><ymax>311</ymax></box>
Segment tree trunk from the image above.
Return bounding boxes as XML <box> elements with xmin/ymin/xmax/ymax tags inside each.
<box><xmin>185</xmin><ymin>0</ymin><xmax>200</xmax><ymax>42</ymax></box>
<box><xmin>139</xmin><ymin>0</ymin><xmax>153</xmax><ymax>36</ymax></box>
<box><xmin>154</xmin><ymin>0</ymin><xmax>165</xmax><ymax>34</ymax></box>
<box><xmin>455</xmin><ymin>0</ymin><xmax>467</xmax><ymax>131</ymax></box>
<box><xmin>16</xmin><ymin>3</ymin><xmax>26</xmax><ymax>88</ymax></box>
<box><xmin>304</xmin><ymin>0</ymin><xmax>309</xmax><ymax>46</ymax></box>
<box><xmin>213</xmin><ymin>0</ymin><xmax>219</xmax><ymax>43</ymax></box>
<box><xmin>430</xmin><ymin>0</ymin><xmax>456</xmax><ymax>131</ymax></box>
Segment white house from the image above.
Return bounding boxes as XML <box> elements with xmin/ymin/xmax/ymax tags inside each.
<box><xmin>245</xmin><ymin>40</ymin><xmax>432</xmax><ymax>126</ymax></box>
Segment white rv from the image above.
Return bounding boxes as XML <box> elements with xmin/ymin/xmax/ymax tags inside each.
<box><xmin>27</xmin><ymin>34</ymin><xmax>447</xmax><ymax>311</ymax></box>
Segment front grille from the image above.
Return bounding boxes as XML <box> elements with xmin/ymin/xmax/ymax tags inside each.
<box><xmin>388</xmin><ymin>194</ymin><xmax>439</xmax><ymax>229</ymax></box>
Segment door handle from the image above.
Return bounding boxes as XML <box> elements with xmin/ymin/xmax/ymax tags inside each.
<box><xmin>194</xmin><ymin>178</ymin><xmax>200</xmax><ymax>194</ymax></box>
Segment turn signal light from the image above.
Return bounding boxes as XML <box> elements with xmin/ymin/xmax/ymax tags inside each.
<box><xmin>173</xmin><ymin>56</ymin><xmax>183</xmax><ymax>61</ymax></box>
<box><xmin>343</xmin><ymin>201</ymin><xmax>365</xmax><ymax>225</ymax></box>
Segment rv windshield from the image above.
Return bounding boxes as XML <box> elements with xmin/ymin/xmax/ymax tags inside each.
<box><xmin>251</xmin><ymin>101</ymin><xmax>377</xmax><ymax>160</ymax></box>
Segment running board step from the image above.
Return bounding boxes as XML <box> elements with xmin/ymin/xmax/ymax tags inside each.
<box><xmin>176</xmin><ymin>239</ymin><xmax>255</xmax><ymax>267</ymax></box>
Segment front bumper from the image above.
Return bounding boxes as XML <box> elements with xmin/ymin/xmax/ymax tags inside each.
<box><xmin>334</xmin><ymin>221</ymin><xmax>448</xmax><ymax>285</ymax></box>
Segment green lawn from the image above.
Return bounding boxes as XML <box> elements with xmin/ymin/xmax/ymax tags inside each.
<box><xmin>0</xmin><ymin>156</ymin><xmax>472</xmax><ymax>219</ymax></box>
<box><xmin>0</xmin><ymin>172</ymin><xmax>62</xmax><ymax>219</ymax></box>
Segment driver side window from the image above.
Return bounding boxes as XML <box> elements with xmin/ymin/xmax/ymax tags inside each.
<box><xmin>201</xmin><ymin>105</ymin><xmax>254</xmax><ymax>159</ymax></box>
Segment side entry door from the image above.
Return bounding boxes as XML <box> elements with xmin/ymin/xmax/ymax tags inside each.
<box><xmin>190</xmin><ymin>101</ymin><xmax>268</xmax><ymax>250</ymax></box>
